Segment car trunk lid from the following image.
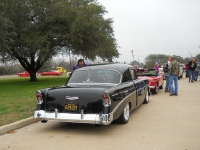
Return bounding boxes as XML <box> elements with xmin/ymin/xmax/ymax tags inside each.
<box><xmin>45</xmin><ymin>87</ymin><xmax>106</xmax><ymax>114</ymax></box>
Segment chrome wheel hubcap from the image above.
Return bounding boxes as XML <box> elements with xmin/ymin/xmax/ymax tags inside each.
<box><xmin>146</xmin><ymin>91</ymin><xmax>149</xmax><ymax>101</ymax></box>
<box><xmin>124</xmin><ymin>103</ymin><xmax>130</xmax><ymax>121</ymax></box>
<box><xmin>156</xmin><ymin>85</ymin><xmax>158</xmax><ymax>92</ymax></box>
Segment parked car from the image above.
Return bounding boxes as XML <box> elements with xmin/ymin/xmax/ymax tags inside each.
<box><xmin>56</xmin><ymin>66</ymin><xmax>67</xmax><ymax>74</ymax></box>
<box><xmin>138</xmin><ymin>68</ymin><xmax>164</xmax><ymax>94</ymax></box>
<box><xmin>67</xmin><ymin>72</ymin><xmax>71</xmax><ymax>76</ymax></box>
<box><xmin>179</xmin><ymin>66</ymin><xmax>183</xmax><ymax>79</ymax></box>
<box><xmin>34</xmin><ymin>64</ymin><xmax>150</xmax><ymax>126</ymax></box>
<box><xmin>158</xmin><ymin>68</ymin><xmax>165</xmax><ymax>79</ymax></box>
<box><xmin>17</xmin><ymin>71</ymin><xmax>30</xmax><ymax>77</ymax></box>
<box><xmin>17</xmin><ymin>71</ymin><xmax>39</xmax><ymax>77</ymax></box>
<box><xmin>180</xmin><ymin>64</ymin><xmax>186</xmax><ymax>72</ymax></box>
<box><xmin>40</xmin><ymin>70</ymin><xmax>61</xmax><ymax>76</ymax></box>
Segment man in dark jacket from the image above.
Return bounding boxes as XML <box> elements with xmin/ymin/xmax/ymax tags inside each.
<box><xmin>188</xmin><ymin>58</ymin><xmax>197</xmax><ymax>83</ymax></box>
<box><xmin>163</xmin><ymin>57</ymin><xmax>171</xmax><ymax>92</ymax></box>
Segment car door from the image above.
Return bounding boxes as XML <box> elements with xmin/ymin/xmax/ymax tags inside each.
<box><xmin>130</xmin><ymin>68</ymin><xmax>146</xmax><ymax>106</ymax></box>
<box><xmin>108</xmin><ymin>69</ymin><xmax>136</xmax><ymax>120</ymax></box>
<box><xmin>121</xmin><ymin>69</ymin><xmax>136</xmax><ymax>106</ymax></box>
<box><xmin>47</xmin><ymin>71</ymin><xmax>52</xmax><ymax>76</ymax></box>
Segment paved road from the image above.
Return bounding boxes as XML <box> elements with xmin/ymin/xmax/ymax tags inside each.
<box><xmin>0</xmin><ymin>76</ymin><xmax>200</xmax><ymax>150</ymax></box>
<box><xmin>0</xmin><ymin>75</ymin><xmax>18</xmax><ymax>78</ymax></box>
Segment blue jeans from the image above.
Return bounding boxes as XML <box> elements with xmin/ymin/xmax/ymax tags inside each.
<box><xmin>169</xmin><ymin>74</ymin><xmax>178</xmax><ymax>94</ymax></box>
<box><xmin>165</xmin><ymin>73</ymin><xmax>170</xmax><ymax>90</ymax></box>
<box><xmin>185</xmin><ymin>70</ymin><xmax>189</xmax><ymax>78</ymax></box>
<box><xmin>194</xmin><ymin>71</ymin><xmax>199</xmax><ymax>81</ymax></box>
<box><xmin>188</xmin><ymin>70</ymin><xmax>195</xmax><ymax>82</ymax></box>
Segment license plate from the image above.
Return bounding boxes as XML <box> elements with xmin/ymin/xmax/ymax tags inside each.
<box><xmin>65</xmin><ymin>104</ymin><xmax>78</xmax><ymax>111</ymax></box>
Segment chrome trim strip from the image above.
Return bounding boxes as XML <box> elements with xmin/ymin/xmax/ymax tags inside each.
<box><xmin>55</xmin><ymin>109</ymin><xmax>58</xmax><ymax>118</ymax></box>
<box><xmin>81</xmin><ymin>109</ymin><xmax>84</xmax><ymax>119</ymax></box>
<box><xmin>111</xmin><ymin>91</ymin><xmax>136</xmax><ymax>114</ymax></box>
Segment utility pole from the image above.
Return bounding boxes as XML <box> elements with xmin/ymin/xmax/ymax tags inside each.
<box><xmin>131</xmin><ymin>50</ymin><xmax>134</xmax><ymax>65</ymax></box>
<box><xmin>68</xmin><ymin>46</ymin><xmax>72</xmax><ymax>72</ymax></box>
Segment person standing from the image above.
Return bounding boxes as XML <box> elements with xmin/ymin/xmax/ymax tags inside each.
<box><xmin>169</xmin><ymin>57</ymin><xmax>180</xmax><ymax>96</ymax></box>
<box><xmin>155</xmin><ymin>63</ymin><xmax>160</xmax><ymax>75</ymax></box>
<box><xmin>185</xmin><ymin>62</ymin><xmax>189</xmax><ymax>78</ymax></box>
<box><xmin>194</xmin><ymin>62</ymin><xmax>199</xmax><ymax>81</ymax></box>
<box><xmin>163</xmin><ymin>57</ymin><xmax>171</xmax><ymax>92</ymax></box>
<box><xmin>188</xmin><ymin>58</ymin><xmax>197</xmax><ymax>83</ymax></box>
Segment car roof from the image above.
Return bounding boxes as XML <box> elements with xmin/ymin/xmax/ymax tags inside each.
<box><xmin>76</xmin><ymin>63</ymin><xmax>133</xmax><ymax>73</ymax></box>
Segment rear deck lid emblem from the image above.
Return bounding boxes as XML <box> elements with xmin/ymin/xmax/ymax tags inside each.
<box><xmin>66</xmin><ymin>96</ymin><xmax>79</xmax><ymax>100</ymax></box>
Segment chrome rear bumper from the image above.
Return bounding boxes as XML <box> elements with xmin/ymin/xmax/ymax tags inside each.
<box><xmin>149</xmin><ymin>86</ymin><xmax>155</xmax><ymax>89</ymax></box>
<box><xmin>34</xmin><ymin>110</ymin><xmax>113</xmax><ymax>125</ymax></box>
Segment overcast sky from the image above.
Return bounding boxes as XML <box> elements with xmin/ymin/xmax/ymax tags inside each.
<box><xmin>97</xmin><ymin>0</ymin><xmax>200</xmax><ymax>63</ymax></box>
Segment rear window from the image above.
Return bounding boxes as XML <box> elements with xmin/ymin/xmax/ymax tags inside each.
<box><xmin>68</xmin><ymin>69</ymin><xmax>121</xmax><ymax>84</ymax></box>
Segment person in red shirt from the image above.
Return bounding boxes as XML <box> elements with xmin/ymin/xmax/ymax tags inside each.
<box><xmin>185</xmin><ymin>62</ymin><xmax>189</xmax><ymax>78</ymax></box>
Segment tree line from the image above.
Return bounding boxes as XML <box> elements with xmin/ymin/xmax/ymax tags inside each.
<box><xmin>144</xmin><ymin>54</ymin><xmax>200</xmax><ymax>68</ymax></box>
<box><xmin>1</xmin><ymin>53</ymin><xmax>200</xmax><ymax>76</ymax></box>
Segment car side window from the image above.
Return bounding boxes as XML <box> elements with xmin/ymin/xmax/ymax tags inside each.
<box><xmin>122</xmin><ymin>69</ymin><xmax>132</xmax><ymax>83</ymax></box>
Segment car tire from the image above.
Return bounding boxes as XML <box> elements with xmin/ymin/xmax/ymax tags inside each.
<box><xmin>143</xmin><ymin>89</ymin><xmax>149</xmax><ymax>104</ymax></box>
<box><xmin>152</xmin><ymin>84</ymin><xmax>158</xmax><ymax>94</ymax></box>
<box><xmin>116</xmin><ymin>102</ymin><xmax>130</xmax><ymax>124</ymax></box>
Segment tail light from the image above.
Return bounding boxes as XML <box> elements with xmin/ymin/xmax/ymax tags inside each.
<box><xmin>149</xmin><ymin>79</ymin><xmax>155</xmax><ymax>86</ymax></box>
<box><xmin>36</xmin><ymin>90</ymin><xmax>43</xmax><ymax>104</ymax></box>
<box><xmin>149</xmin><ymin>82</ymin><xmax>155</xmax><ymax>86</ymax></box>
<box><xmin>102</xmin><ymin>92</ymin><xmax>111</xmax><ymax>106</ymax></box>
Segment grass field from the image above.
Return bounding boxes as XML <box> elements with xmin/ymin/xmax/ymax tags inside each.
<box><xmin>0</xmin><ymin>75</ymin><xmax>68</xmax><ymax>126</ymax></box>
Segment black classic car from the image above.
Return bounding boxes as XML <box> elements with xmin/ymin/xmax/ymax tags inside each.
<box><xmin>34</xmin><ymin>64</ymin><xmax>150</xmax><ymax>125</ymax></box>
